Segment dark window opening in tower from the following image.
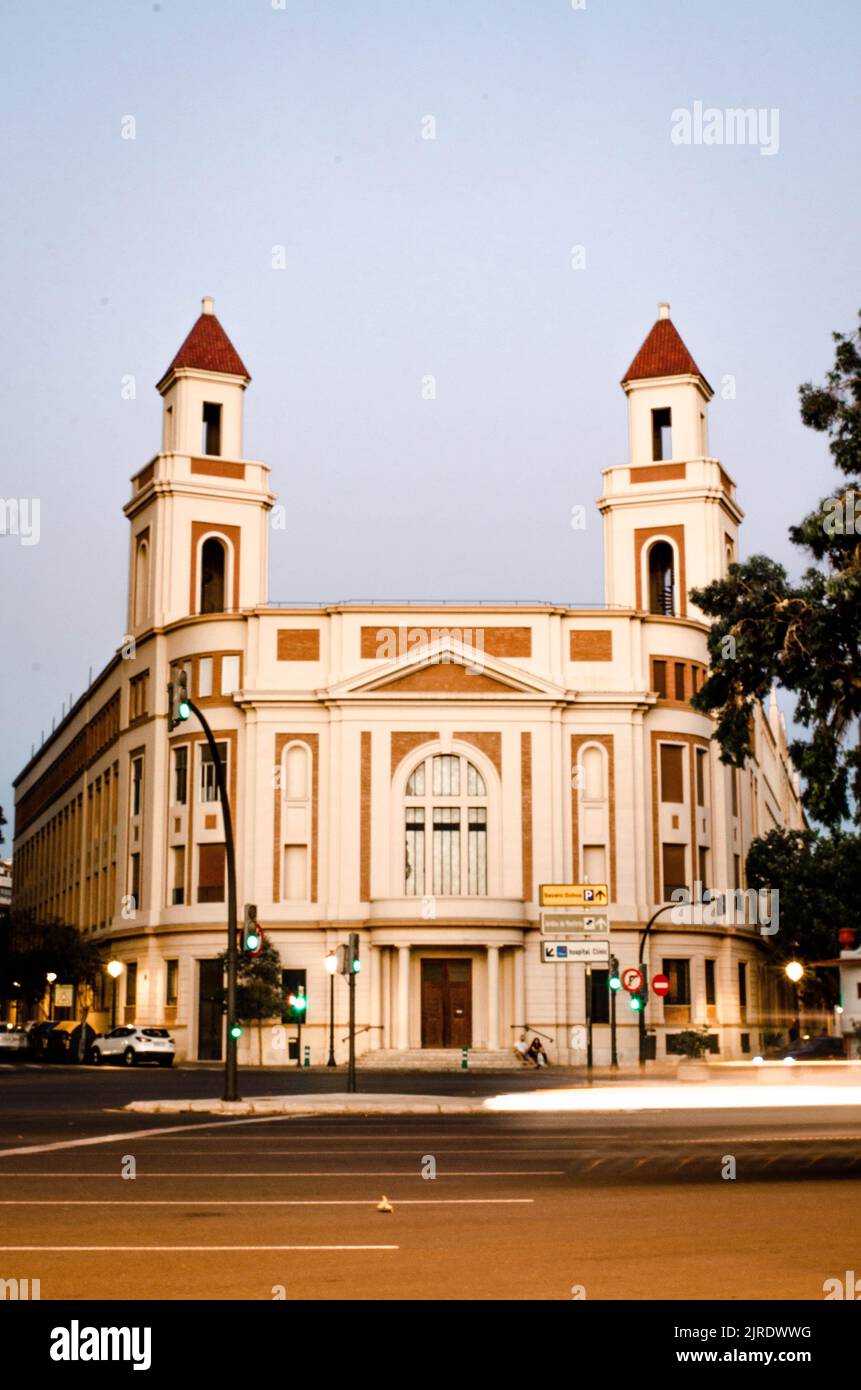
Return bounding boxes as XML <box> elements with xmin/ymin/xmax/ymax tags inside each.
<box><xmin>200</xmin><ymin>537</ymin><xmax>226</xmax><ymax>613</ymax></box>
<box><xmin>651</xmin><ymin>407</ymin><xmax>672</xmax><ymax>461</ymax></box>
<box><xmin>202</xmin><ymin>401</ymin><xmax>222</xmax><ymax>456</ymax></box>
<box><xmin>648</xmin><ymin>541</ymin><xmax>675</xmax><ymax>616</ymax></box>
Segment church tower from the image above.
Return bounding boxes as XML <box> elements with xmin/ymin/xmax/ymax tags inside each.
<box><xmin>123</xmin><ymin>298</ymin><xmax>274</xmax><ymax>634</ymax></box>
<box><xmin>598</xmin><ymin>304</ymin><xmax>743</xmax><ymax>619</ymax></box>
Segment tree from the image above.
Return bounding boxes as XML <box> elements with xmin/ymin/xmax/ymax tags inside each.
<box><xmin>0</xmin><ymin>912</ymin><xmax>105</xmax><ymax>1016</ymax></box>
<box><xmin>690</xmin><ymin>311</ymin><xmax>861</xmax><ymax>831</ymax></box>
<box><xmin>216</xmin><ymin>937</ymin><xmax>283</xmax><ymax>1065</ymax></box>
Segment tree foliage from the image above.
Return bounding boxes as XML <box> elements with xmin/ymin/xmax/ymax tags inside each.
<box><xmin>0</xmin><ymin>913</ymin><xmax>105</xmax><ymax>1010</ymax></box>
<box><xmin>690</xmin><ymin>311</ymin><xmax>861</xmax><ymax>830</ymax></box>
<box><xmin>216</xmin><ymin>937</ymin><xmax>283</xmax><ymax>1024</ymax></box>
<box><xmin>745</xmin><ymin>828</ymin><xmax>860</xmax><ymax>970</ymax></box>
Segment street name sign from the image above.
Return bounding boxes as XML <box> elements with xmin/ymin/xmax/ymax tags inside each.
<box><xmin>539</xmin><ymin>883</ymin><xmax>609</xmax><ymax>908</ymax></box>
<box><xmin>542</xmin><ymin>940</ymin><xmax>610</xmax><ymax>964</ymax></box>
<box><xmin>540</xmin><ymin>911</ymin><xmax>609</xmax><ymax>935</ymax></box>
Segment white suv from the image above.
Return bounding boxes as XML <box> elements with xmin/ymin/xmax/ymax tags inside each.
<box><xmin>91</xmin><ymin>1026</ymin><xmax>175</xmax><ymax>1067</ymax></box>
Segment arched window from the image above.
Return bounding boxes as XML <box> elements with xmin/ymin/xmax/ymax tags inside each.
<box><xmin>581</xmin><ymin>745</ymin><xmax>605</xmax><ymax>801</ymax></box>
<box><xmin>648</xmin><ymin>541</ymin><xmax>675</xmax><ymax>616</ymax></box>
<box><xmin>405</xmin><ymin>753</ymin><xmax>488</xmax><ymax>896</ymax></box>
<box><xmin>134</xmin><ymin>538</ymin><xmax>149</xmax><ymax>626</ymax></box>
<box><xmin>200</xmin><ymin>536</ymin><xmax>226</xmax><ymax>613</ymax></box>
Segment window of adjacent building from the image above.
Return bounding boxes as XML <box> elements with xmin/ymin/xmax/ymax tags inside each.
<box><xmin>173</xmin><ymin>746</ymin><xmax>188</xmax><ymax>805</ymax></box>
<box><xmin>197</xmin><ymin>656</ymin><xmax>213</xmax><ymax>698</ymax></box>
<box><xmin>405</xmin><ymin>753</ymin><xmax>488</xmax><ymax>897</ymax></box>
<box><xmin>283</xmin><ymin>845</ymin><xmax>308</xmax><ymax>901</ymax></box>
<box><xmin>648</xmin><ymin>541</ymin><xmax>675</xmax><ymax>616</ymax></box>
<box><xmin>129</xmin><ymin>673</ymin><xmax>148</xmax><ymax>723</ymax></box>
<box><xmin>583</xmin><ymin>844</ymin><xmax>606</xmax><ymax>885</ymax></box>
<box><xmin>198</xmin><ymin>843</ymin><xmax>226</xmax><ymax>903</ymax></box>
<box><xmin>695</xmin><ymin>748</ymin><xmax>707</xmax><ymax>807</ymax></box>
<box><xmin>730</xmin><ymin>768</ymin><xmax>739</xmax><ymax>817</ymax></box>
<box><xmin>674</xmin><ymin>662</ymin><xmax>686</xmax><ymax>701</ymax></box>
<box><xmin>662</xmin><ymin>958</ymin><xmax>690</xmax><ymax>1006</ymax></box>
<box><xmin>705</xmin><ymin>958</ymin><xmax>716</xmax><ymax>1006</ymax></box>
<box><xmin>653</xmin><ymin>659</ymin><xmax>667</xmax><ymax>698</ymax></box>
<box><xmin>221</xmin><ymin>654</ymin><xmax>240</xmax><ymax>695</ymax></box>
<box><xmin>200</xmin><ymin>538</ymin><xmax>226</xmax><ymax>614</ymax></box>
<box><xmin>171</xmin><ymin>846</ymin><xmax>185</xmax><ymax>906</ymax></box>
<box><xmin>662</xmin><ymin>843</ymin><xmax>687</xmax><ymax>899</ymax></box>
<box><xmin>129</xmin><ymin>852</ymin><xmax>141</xmax><ymax>907</ymax></box>
<box><xmin>660</xmin><ymin>744</ymin><xmax>684</xmax><ymax>802</ymax></box>
<box><xmin>733</xmin><ymin>853</ymin><xmax>741</xmax><ymax>890</ymax></box>
<box><xmin>125</xmin><ymin>961</ymin><xmax>138</xmax><ymax>1007</ymax></box>
<box><xmin>698</xmin><ymin>846</ymin><xmax>709</xmax><ymax>891</ymax></box>
<box><xmin>740</xmin><ymin>1032</ymin><xmax>751</xmax><ymax>1054</ymax></box>
<box><xmin>131</xmin><ymin>756</ymin><xmax>143</xmax><ymax>816</ymax></box>
<box><xmin>200</xmin><ymin>742</ymin><xmax>227</xmax><ymax>802</ymax></box>
<box><xmin>202</xmin><ymin>401</ymin><xmax>222</xmax><ymax>456</ymax></box>
<box><xmin>738</xmin><ymin>960</ymin><xmax>748</xmax><ymax>1009</ymax></box>
<box><xmin>651</xmin><ymin>407</ymin><xmax>672</xmax><ymax>461</ymax></box>
<box><xmin>165</xmin><ymin>959</ymin><xmax>179</xmax><ymax>1007</ymax></box>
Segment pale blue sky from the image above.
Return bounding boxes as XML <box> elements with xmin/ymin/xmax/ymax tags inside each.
<box><xmin>1</xmin><ymin>0</ymin><xmax>859</xmax><ymax>827</ymax></box>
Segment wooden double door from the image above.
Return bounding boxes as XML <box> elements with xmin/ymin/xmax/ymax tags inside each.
<box><xmin>421</xmin><ymin>958</ymin><xmax>472</xmax><ymax>1048</ymax></box>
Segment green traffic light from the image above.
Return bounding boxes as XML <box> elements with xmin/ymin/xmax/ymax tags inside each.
<box><xmin>246</xmin><ymin>932</ymin><xmax>260</xmax><ymax>951</ymax></box>
<box><xmin>229</xmin><ymin>1024</ymin><xmax>242</xmax><ymax>1039</ymax></box>
<box><xmin>352</xmin><ymin>960</ymin><xmax>361</xmax><ymax>973</ymax></box>
<box><xmin>294</xmin><ymin>994</ymin><xmax>307</xmax><ymax>1012</ymax></box>
<box><xmin>178</xmin><ymin>701</ymin><xmax>190</xmax><ymax>719</ymax></box>
<box><xmin>629</xmin><ymin>995</ymin><xmax>642</xmax><ymax>1011</ymax></box>
<box><xmin>609</xmin><ymin>978</ymin><xmax>621</xmax><ymax>991</ymax></box>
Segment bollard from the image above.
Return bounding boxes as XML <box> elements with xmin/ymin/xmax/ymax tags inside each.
<box><xmin>303</xmin><ymin>1044</ymin><xmax>310</xmax><ymax>1068</ymax></box>
<box><xmin>461</xmin><ymin>1045</ymin><xmax>469</xmax><ymax>1070</ymax></box>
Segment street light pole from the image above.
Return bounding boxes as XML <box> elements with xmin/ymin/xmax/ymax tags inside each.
<box><xmin>637</xmin><ymin>902</ymin><xmax>677</xmax><ymax>1065</ymax></box>
<box><xmin>107</xmin><ymin>959</ymin><xmax>123</xmax><ymax>1030</ymax></box>
<box><xmin>324</xmin><ymin>951</ymin><xmax>337</xmax><ymax>1067</ymax></box>
<box><xmin>184</xmin><ymin>698</ymin><xmax>239</xmax><ymax>1103</ymax></box>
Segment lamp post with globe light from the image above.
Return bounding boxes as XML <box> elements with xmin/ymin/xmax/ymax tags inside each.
<box><xmin>324</xmin><ymin>951</ymin><xmax>338</xmax><ymax>1066</ymax></box>
<box><xmin>46</xmin><ymin>972</ymin><xmax>57</xmax><ymax>1020</ymax></box>
<box><xmin>107</xmin><ymin>959</ymin><xmax>124</xmax><ymax>1030</ymax></box>
<box><xmin>785</xmin><ymin>960</ymin><xmax>804</xmax><ymax>1040</ymax></box>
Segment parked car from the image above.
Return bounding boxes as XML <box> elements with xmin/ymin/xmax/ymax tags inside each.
<box><xmin>45</xmin><ymin>1019</ymin><xmax>97</xmax><ymax>1063</ymax></box>
<box><xmin>758</xmin><ymin>1035</ymin><xmax>847</xmax><ymax>1063</ymax></box>
<box><xmin>91</xmin><ymin>1025</ymin><xmax>175</xmax><ymax>1067</ymax></box>
<box><xmin>0</xmin><ymin>1023</ymin><xmax>29</xmax><ymax>1057</ymax></box>
<box><xmin>27</xmin><ymin>1020</ymin><xmax>60</xmax><ymax>1060</ymax></box>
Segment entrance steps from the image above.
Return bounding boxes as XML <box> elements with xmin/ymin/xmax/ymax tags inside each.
<box><xmin>357</xmin><ymin>1048</ymin><xmax>519</xmax><ymax>1071</ymax></box>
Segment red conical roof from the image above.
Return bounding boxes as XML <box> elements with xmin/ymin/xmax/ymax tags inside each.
<box><xmin>158</xmin><ymin>299</ymin><xmax>250</xmax><ymax>388</ymax></box>
<box><xmin>622</xmin><ymin>308</ymin><xmax>708</xmax><ymax>388</ymax></box>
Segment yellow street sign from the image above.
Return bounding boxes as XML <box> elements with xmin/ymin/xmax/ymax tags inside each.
<box><xmin>539</xmin><ymin>883</ymin><xmax>609</xmax><ymax>908</ymax></box>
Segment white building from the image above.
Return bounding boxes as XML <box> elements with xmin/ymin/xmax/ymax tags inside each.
<box><xmin>12</xmin><ymin>299</ymin><xmax>803</xmax><ymax>1064</ymax></box>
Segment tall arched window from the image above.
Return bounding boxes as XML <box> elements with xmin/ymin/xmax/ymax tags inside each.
<box><xmin>200</xmin><ymin>537</ymin><xmax>226</xmax><ymax>613</ymax></box>
<box><xmin>405</xmin><ymin>753</ymin><xmax>487</xmax><ymax>896</ymax></box>
<box><xmin>134</xmin><ymin>538</ymin><xmax>149</xmax><ymax>626</ymax></box>
<box><xmin>648</xmin><ymin>541</ymin><xmax>675</xmax><ymax>616</ymax></box>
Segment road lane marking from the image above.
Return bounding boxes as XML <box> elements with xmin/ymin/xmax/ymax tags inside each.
<box><xmin>0</xmin><ymin>1197</ymin><xmax>534</xmax><ymax>1206</ymax></box>
<box><xmin>0</xmin><ymin>1113</ymin><xmax>326</xmax><ymax>1159</ymax></box>
<box><xmin>0</xmin><ymin>1251</ymin><xmax>400</xmax><ymax>1262</ymax></box>
<box><xmin>0</xmin><ymin>1169</ymin><xmax>562</xmax><ymax>1178</ymax></box>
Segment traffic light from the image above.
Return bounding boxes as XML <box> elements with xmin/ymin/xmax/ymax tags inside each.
<box><xmin>167</xmin><ymin>669</ymin><xmax>190</xmax><ymax>729</ymax></box>
<box><xmin>348</xmin><ymin>932</ymin><xmax>360</xmax><ymax>974</ymax></box>
<box><xmin>241</xmin><ymin>903</ymin><xmax>262</xmax><ymax>956</ymax></box>
<box><xmin>629</xmin><ymin>992</ymin><xmax>643</xmax><ymax>1012</ymax></box>
<box><xmin>285</xmin><ymin>985</ymin><xmax>307</xmax><ymax>1023</ymax></box>
<box><xmin>229</xmin><ymin>1022</ymin><xmax>243</xmax><ymax>1040</ymax></box>
<box><xmin>608</xmin><ymin>955</ymin><xmax>621</xmax><ymax>991</ymax></box>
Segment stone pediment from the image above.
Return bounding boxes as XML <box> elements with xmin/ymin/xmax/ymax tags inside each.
<box><xmin>324</xmin><ymin>636</ymin><xmax>562</xmax><ymax>701</ymax></box>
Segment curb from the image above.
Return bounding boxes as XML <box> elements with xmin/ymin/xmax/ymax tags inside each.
<box><xmin>124</xmin><ymin>1094</ymin><xmax>487</xmax><ymax>1117</ymax></box>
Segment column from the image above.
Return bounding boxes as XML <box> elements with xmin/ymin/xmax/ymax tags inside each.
<box><xmin>514</xmin><ymin>944</ymin><xmax>526</xmax><ymax>1035</ymax></box>
<box><xmin>487</xmin><ymin>946</ymin><xmax>500</xmax><ymax>1050</ymax></box>
<box><xmin>397</xmin><ymin>945</ymin><xmax>410</xmax><ymax>1051</ymax></box>
<box><xmin>369</xmin><ymin>943</ymin><xmax>381</xmax><ymax>1051</ymax></box>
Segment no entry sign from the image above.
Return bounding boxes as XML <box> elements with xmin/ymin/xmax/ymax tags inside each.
<box><xmin>621</xmin><ymin>966</ymin><xmax>643</xmax><ymax>993</ymax></box>
<box><xmin>652</xmin><ymin>973</ymin><xmax>670</xmax><ymax>997</ymax></box>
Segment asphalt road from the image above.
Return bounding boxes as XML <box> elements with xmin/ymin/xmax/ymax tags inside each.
<box><xmin>1</xmin><ymin>1068</ymin><xmax>860</xmax><ymax>1299</ymax></box>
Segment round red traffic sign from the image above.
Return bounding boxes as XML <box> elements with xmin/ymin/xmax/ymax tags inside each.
<box><xmin>621</xmin><ymin>967</ymin><xmax>643</xmax><ymax>993</ymax></box>
<box><xmin>652</xmin><ymin>973</ymin><xmax>670</xmax><ymax>997</ymax></box>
